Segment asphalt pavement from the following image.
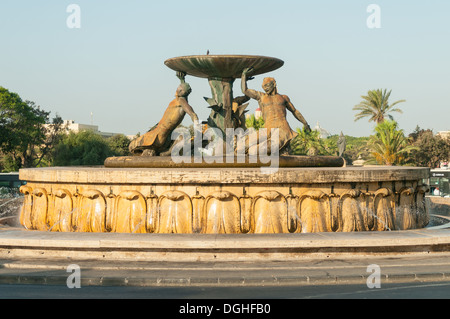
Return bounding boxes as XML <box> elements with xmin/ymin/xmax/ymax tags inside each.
<box><xmin>0</xmin><ymin>220</ymin><xmax>450</xmax><ymax>301</ymax></box>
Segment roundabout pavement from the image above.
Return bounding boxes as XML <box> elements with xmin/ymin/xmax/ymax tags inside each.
<box><xmin>0</xmin><ymin>216</ymin><xmax>449</xmax><ymax>288</ymax></box>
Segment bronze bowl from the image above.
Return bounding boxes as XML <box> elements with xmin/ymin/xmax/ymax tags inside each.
<box><xmin>164</xmin><ymin>55</ymin><xmax>284</xmax><ymax>79</ymax></box>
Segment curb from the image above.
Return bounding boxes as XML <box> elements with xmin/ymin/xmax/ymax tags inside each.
<box><xmin>1</xmin><ymin>270</ymin><xmax>449</xmax><ymax>287</ymax></box>
<box><xmin>1</xmin><ymin>227</ymin><xmax>450</xmax><ymax>262</ymax></box>
<box><xmin>1</xmin><ymin>225</ymin><xmax>450</xmax><ymax>287</ymax></box>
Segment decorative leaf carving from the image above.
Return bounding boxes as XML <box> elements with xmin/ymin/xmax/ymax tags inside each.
<box><xmin>115</xmin><ymin>191</ymin><xmax>147</xmax><ymax>233</ymax></box>
<box><xmin>252</xmin><ymin>191</ymin><xmax>288</xmax><ymax>234</ymax></box>
<box><xmin>158</xmin><ymin>191</ymin><xmax>193</xmax><ymax>233</ymax></box>
<box><xmin>204</xmin><ymin>191</ymin><xmax>240</xmax><ymax>234</ymax></box>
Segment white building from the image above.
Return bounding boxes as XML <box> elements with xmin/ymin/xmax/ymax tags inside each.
<box><xmin>313</xmin><ymin>122</ymin><xmax>331</xmax><ymax>139</ymax></box>
<box><xmin>437</xmin><ymin>131</ymin><xmax>450</xmax><ymax>140</ymax></box>
<box><xmin>254</xmin><ymin>108</ymin><xmax>262</xmax><ymax>120</ymax></box>
<box><xmin>45</xmin><ymin>120</ymin><xmax>124</xmax><ymax>138</ymax></box>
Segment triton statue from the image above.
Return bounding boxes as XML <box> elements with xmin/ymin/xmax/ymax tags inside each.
<box><xmin>129</xmin><ymin>72</ymin><xmax>199</xmax><ymax>156</ymax></box>
<box><xmin>240</xmin><ymin>67</ymin><xmax>311</xmax><ymax>154</ymax></box>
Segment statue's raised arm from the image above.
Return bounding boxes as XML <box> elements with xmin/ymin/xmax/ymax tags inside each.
<box><xmin>241</xmin><ymin>68</ymin><xmax>260</xmax><ymax>101</ymax></box>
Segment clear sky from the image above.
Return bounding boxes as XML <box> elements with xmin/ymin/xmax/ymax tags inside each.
<box><xmin>1</xmin><ymin>0</ymin><xmax>449</xmax><ymax>137</ymax></box>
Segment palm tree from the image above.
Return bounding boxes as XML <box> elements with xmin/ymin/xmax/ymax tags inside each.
<box><xmin>353</xmin><ymin>89</ymin><xmax>405</xmax><ymax>124</ymax></box>
<box><xmin>245</xmin><ymin>114</ymin><xmax>265</xmax><ymax>130</ymax></box>
<box><xmin>368</xmin><ymin>120</ymin><xmax>417</xmax><ymax>166</ymax></box>
<box><xmin>291</xmin><ymin>128</ymin><xmax>326</xmax><ymax>156</ymax></box>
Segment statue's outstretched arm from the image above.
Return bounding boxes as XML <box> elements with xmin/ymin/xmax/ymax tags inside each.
<box><xmin>241</xmin><ymin>68</ymin><xmax>260</xmax><ymax>101</ymax></box>
<box><xmin>179</xmin><ymin>98</ymin><xmax>199</xmax><ymax>125</ymax></box>
<box><xmin>284</xmin><ymin>96</ymin><xmax>311</xmax><ymax>131</ymax></box>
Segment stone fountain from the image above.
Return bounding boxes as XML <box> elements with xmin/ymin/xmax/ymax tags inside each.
<box><xmin>18</xmin><ymin>55</ymin><xmax>430</xmax><ymax>234</ymax></box>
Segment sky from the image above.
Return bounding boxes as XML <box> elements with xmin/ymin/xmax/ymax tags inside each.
<box><xmin>0</xmin><ymin>0</ymin><xmax>449</xmax><ymax>137</ymax></box>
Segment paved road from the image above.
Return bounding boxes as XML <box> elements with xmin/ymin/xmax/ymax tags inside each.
<box><xmin>3</xmin><ymin>253</ymin><xmax>450</xmax><ymax>287</ymax></box>
<box><xmin>1</xmin><ymin>281</ymin><xmax>450</xmax><ymax>299</ymax></box>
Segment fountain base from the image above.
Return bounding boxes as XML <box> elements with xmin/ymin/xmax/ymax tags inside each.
<box><xmin>18</xmin><ymin>166</ymin><xmax>430</xmax><ymax>234</ymax></box>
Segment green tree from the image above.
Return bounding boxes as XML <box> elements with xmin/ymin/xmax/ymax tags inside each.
<box><xmin>245</xmin><ymin>114</ymin><xmax>265</xmax><ymax>130</ymax></box>
<box><xmin>0</xmin><ymin>87</ymin><xmax>63</xmax><ymax>171</ymax></box>
<box><xmin>107</xmin><ymin>134</ymin><xmax>131</xmax><ymax>156</ymax></box>
<box><xmin>1</xmin><ymin>154</ymin><xmax>21</xmax><ymax>173</ymax></box>
<box><xmin>52</xmin><ymin>130</ymin><xmax>113</xmax><ymax>166</ymax></box>
<box><xmin>368</xmin><ymin>120</ymin><xmax>417</xmax><ymax>166</ymax></box>
<box><xmin>327</xmin><ymin>134</ymin><xmax>370</xmax><ymax>164</ymax></box>
<box><xmin>35</xmin><ymin>114</ymin><xmax>66</xmax><ymax>167</ymax></box>
<box><xmin>353</xmin><ymin>89</ymin><xmax>405</xmax><ymax>124</ymax></box>
<box><xmin>408</xmin><ymin>126</ymin><xmax>450</xmax><ymax>168</ymax></box>
<box><xmin>290</xmin><ymin>128</ymin><xmax>332</xmax><ymax>156</ymax></box>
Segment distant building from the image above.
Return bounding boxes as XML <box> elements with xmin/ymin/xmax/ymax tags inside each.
<box><xmin>63</xmin><ymin>120</ymin><xmax>122</xmax><ymax>138</ymax></box>
<box><xmin>437</xmin><ymin>131</ymin><xmax>450</xmax><ymax>140</ymax></box>
<box><xmin>45</xmin><ymin>120</ymin><xmax>124</xmax><ymax>138</ymax></box>
<box><xmin>254</xmin><ymin>108</ymin><xmax>262</xmax><ymax>120</ymax></box>
<box><xmin>313</xmin><ymin>122</ymin><xmax>331</xmax><ymax>139</ymax></box>
<box><xmin>352</xmin><ymin>156</ymin><xmax>366</xmax><ymax>167</ymax></box>
<box><xmin>245</xmin><ymin>108</ymin><xmax>262</xmax><ymax>121</ymax></box>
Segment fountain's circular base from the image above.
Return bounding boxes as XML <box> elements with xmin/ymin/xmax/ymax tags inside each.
<box><xmin>18</xmin><ymin>166</ymin><xmax>430</xmax><ymax>234</ymax></box>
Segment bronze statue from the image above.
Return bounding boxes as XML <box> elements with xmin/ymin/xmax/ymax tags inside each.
<box><xmin>240</xmin><ymin>67</ymin><xmax>311</xmax><ymax>153</ymax></box>
<box><xmin>129</xmin><ymin>72</ymin><xmax>199</xmax><ymax>156</ymax></box>
<box><xmin>337</xmin><ymin>131</ymin><xmax>346</xmax><ymax>157</ymax></box>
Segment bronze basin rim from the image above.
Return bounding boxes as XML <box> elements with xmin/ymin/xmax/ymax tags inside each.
<box><xmin>164</xmin><ymin>54</ymin><xmax>284</xmax><ymax>61</ymax></box>
<box><xmin>164</xmin><ymin>54</ymin><xmax>285</xmax><ymax>79</ymax></box>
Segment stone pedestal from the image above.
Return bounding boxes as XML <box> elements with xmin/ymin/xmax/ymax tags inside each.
<box><xmin>18</xmin><ymin>166</ymin><xmax>430</xmax><ymax>234</ymax></box>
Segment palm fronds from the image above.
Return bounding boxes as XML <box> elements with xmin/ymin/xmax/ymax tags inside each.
<box><xmin>353</xmin><ymin>89</ymin><xmax>405</xmax><ymax>124</ymax></box>
<box><xmin>368</xmin><ymin>120</ymin><xmax>418</xmax><ymax>166</ymax></box>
